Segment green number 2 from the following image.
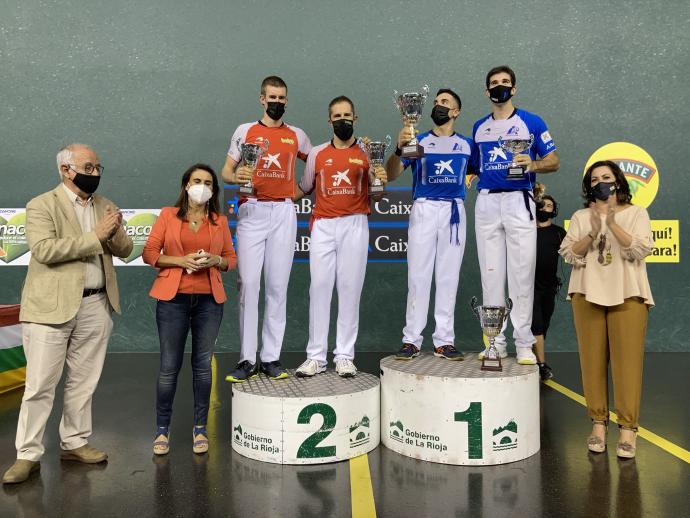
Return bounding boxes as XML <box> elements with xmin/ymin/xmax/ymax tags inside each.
<box><xmin>296</xmin><ymin>403</ymin><xmax>337</xmax><ymax>458</ymax></box>
<box><xmin>454</xmin><ymin>402</ymin><xmax>483</xmax><ymax>459</ymax></box>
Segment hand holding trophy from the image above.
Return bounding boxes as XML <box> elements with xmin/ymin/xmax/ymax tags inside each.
<box><xmin>359</xmin><ymin>135</ymin><xmax>391</xmax><ymax>196</ymax></box>
<box><xmin>236</xmin><ymin>137</ymin><xmax>270</xmax><ymax>196</ymax></box>
<box><xmin>470</xmin><ymin>297</ymin><xmax>512</xmax><ymax>372</ymax></box>
<box><xmin>393</xmin><ymin>85</ymin><xmax>429</xmax><ymax>158</ymax></box>
<box><xmin>497</xmin><ymin>134</ymin><xmax>534</xmax><ymax>180</ymax></box>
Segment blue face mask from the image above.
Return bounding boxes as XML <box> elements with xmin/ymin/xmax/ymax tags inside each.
<box><xmin>591</xmin><ymin>181</ymin><xmax>616</xmax><ymax>201</ymax></box>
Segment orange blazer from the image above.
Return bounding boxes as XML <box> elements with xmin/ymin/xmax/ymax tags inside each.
<box><xmin>143</xmin><ymin>207</ymin><xmax>237</xmax><ymax>303</ymax></box>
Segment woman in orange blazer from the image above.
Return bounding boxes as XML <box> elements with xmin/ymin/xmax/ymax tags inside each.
<box><xmin>143</xmin><ymin>164</ymin><xmax>236</xmax><ymax>456</ymax></box>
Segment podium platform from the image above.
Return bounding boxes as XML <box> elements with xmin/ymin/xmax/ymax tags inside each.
<box><xmin>231</xmin><ymin>370</ymin><xmax>380</xmax><ymax>464</ymax></box>
<box><xmin>380</xmin><ymin>353</ymin><xmax>539</xmax><ymax>465</ymax></box>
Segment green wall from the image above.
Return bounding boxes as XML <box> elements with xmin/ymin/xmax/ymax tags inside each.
<box><xmin>1</xmin><ymin>0</ymin><xmax>688</xmax><ymax>351</ymax></box>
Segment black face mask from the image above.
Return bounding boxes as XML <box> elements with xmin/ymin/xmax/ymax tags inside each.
<box><xmin>536</xmin><ymin>209</ymin><xmax>553</xmax><ymax>223</ymax></box>
<box><xmin>431</xmin><ymin>105</ymin><xmax>452</xmax><ymax>126</ymax></box>
<box><xmin>265</xmin><ymin>101</ymin><xmax>286</xmax><ymax>121</ymax></box>
<box><xmin>591</xmin><ymin>181</ymin><xmax>616</xmax><ymax>201</ymax></box>
<box><xmin>488</xmin><ymin>85</ymin><xmax>514</xmax><ymax>104</ymax></box>
<box><xmin>71</xmin><ymin>172</ymin><xmax>101</xmax><ymax>194</ymax></box>
<box><xmin>332</xmin><ymin>119</ymin><xmax>354</xmax><ymax>141</ymax></box>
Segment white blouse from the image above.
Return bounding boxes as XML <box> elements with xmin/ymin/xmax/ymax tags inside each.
<box><xmin>559</xmin><ymin>204</ymin><xmax>654</xmax><ymax>307</ymax></box>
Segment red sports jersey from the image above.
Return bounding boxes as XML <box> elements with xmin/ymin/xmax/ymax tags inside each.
<box><xmin>228</xmin><ymin>121</ymin><xmax>311</xmax><ymax>200</ymax></box>
<box><xmin>300</xmin><ymin>141</ymin><xmax>371</xmax><ymax>219</ymax></box>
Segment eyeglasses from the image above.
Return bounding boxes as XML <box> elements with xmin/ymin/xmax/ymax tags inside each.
<box><xmin>68</xmin><ymin>163</ymin><xmax>104</xmax><ymax>176</ymax></box>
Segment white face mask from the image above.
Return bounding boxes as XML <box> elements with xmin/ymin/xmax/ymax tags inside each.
<box><xmin>187</xmin><ymin>184</ymin><xmax>213</xmax><ymax>205</ymax></box>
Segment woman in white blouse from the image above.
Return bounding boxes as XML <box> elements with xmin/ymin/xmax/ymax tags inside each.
<box><xmin>560</xmin><ymin>160</ymin><xmax>654</xmax><ymax>459</ymax></box>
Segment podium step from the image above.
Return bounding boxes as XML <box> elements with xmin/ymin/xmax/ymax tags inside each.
<box><xmin>381</xmin><ymin>352</ymin><xmax>540</xmax><ymax>465</ymax></box>
<box><xmin>232</xmin><ymin>370</ymin><xmax>380</xmax><ymax>464</ymax></box>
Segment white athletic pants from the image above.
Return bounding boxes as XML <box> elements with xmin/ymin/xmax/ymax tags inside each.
<box><xmin>402</xmin><ymin>199</ymin><xmax>467</xmax><ymax>348</ymax></box>
<box><xmin>236</xmin><ymin>199</ymin><xmax>296</xmax><ymax>363</ymax></box>
<box><xmin>306</xmin><ymin>214</ymin><xmax>369</xmax><ymax>363</ymax></box>
<box><xmin>474</xmin><ymin>190</ymin><xmax>536</xmax><ymax>349</ymax></box>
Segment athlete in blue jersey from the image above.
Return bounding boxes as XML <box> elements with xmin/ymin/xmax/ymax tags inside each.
<box><xmin>385</xmin><ymin>88</ymin><xmax>472</xmax><ymax>361</ymax></box>
<box><xmin>472</xmin><ymin>66</ymin><xmax>560</xmax><ymax>365</ymax></box>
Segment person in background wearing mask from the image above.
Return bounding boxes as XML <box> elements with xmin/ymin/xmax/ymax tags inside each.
<box><xmin>3</xmin><ymin>144</ymin><xmax>132</xmax><ymax>484</ymax></box>
<box><xmin>472</xmin><ymin>65</ymin><xmax>560</xmax><ymax>365</ymax></box>
<box><xmin>221</xmin><ymin>75</ymin><xmax>312</xmax><ymax>382</ymax></box>
<box><xmin>293</xmin><ymin>96</ymin><xmax>387</xmax><ymax>377</ymax></box>
<box><xmin>143</xmin><ymin>164</ymin><xmax>236</xmax><ymax>456</ymax></box>
<box><xmin>385</xmin><ymin>88</ymin><xmax>472</xmax><ymax>361</ymax></box>
<box><xmin>532</xmin><ymin>185</ymin><xmax>566</xmax><ymax>381</ymax></box>
<box><xmin>560</xmin><ymin>160</ymin><xmax>653</xmax><ymax>459</ymax></box>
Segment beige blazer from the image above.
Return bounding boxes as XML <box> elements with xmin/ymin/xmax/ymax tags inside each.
<box><xmin>19</xmin><ymin>184</ymin><xmax>133</xmax><ymax>324</ymax></box>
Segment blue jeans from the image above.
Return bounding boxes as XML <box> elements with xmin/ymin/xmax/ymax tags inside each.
<box><xmin>156</xmin><ymin>294</ymin><xmax>224</xmax><ymax>427</ymax></box>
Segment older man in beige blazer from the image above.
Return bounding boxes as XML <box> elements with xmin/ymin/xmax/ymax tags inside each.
<box><xmin>2</xmin><ymin>144</ymin><xmax>133</xmax><ymax>484</ymax></box>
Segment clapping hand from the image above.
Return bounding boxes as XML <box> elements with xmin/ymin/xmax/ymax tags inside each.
<box><xmin>605</xmin><ymin>196</ymin><xmax>617</xmax><ymax>227</ymax></box>
<box><xmin>589</xmin><ymin>203</ymin><xmax>602</xmax><ymax>236</ymax></box>
<box><xmin>96</xmin><ymin>206</ymin><xmax>123</xmax><ymax>242</ymax></box>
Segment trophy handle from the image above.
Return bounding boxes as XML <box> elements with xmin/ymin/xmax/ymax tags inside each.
<box><xmin>504</xmin><ymin>298</ymin><xmax>513</xmax><ymax>320</ymax></box>
<box><xmin>421</xmin><ymin>84</ymin><xmax>430</xmax><ymax>102</ymax></box>
<box><xmin>357</xmin><ymin>137</ymin><xmax>368</xmax><ymax>154</ymax></box>
<box><xmin>235</xmin><ymin>138</ymin><xmax>244</xmax><ymax>162</ymax></box>
<box><xmin>384</xmin><ymin>134</ymin><xmax>392</xmax><ymax>150</ymax></box>
<box><xmin>470</xmin><ymin>296</ymin><xmax>480</xmax><ymax>318</ymax></box>
<box><xmin>393</xmin><ymin>90</ymin><xmax>400</xmax><ymax>108</ymax></box>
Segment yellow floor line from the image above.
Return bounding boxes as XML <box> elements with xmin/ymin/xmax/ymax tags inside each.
<box><xmin>350</xmin><ymin>454</ymin><xmax>377</xmax><ymax>518</ymax></box>
<box><xmin>544</xmin><ymin>379</ymin><xmax>690</xmax><ymax>464</ymax></box>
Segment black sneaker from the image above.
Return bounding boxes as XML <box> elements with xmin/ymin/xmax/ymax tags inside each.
<box><xmin>225</xmin><ymin>360</ymin><xmax>258</xmax><ymax>383</ymax></box>
<box><xmin>434</xmin><ymin>344</ymin><xmax>465</xmax><ymax>361</ymax></box>
<box><xmin>395</xmin><ymin>343</ymin><xmax>420</xmax><ymax>360</ymax></box>
<box><xmin>260</xmin><ymin>361</ymin><xmax>289</xmax><ymax>380</ymax></box>
<box><xmin>538</xmin><ymin>362</ymin><xmax>554</xmax><ymax>382</ymax></box>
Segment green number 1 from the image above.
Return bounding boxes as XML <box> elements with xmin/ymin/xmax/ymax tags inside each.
<box><xmin>296</xmin><ymin>403</ymin><xmax>337</xmax><ymax>458</ymax></box>
<box><xmin>454</xmin><ymin>402</ymin><xmax>483</xmax><ymax>459</ymax></box>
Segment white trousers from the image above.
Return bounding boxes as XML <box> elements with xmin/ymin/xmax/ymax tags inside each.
<box><xmin>402</xmin><ymin>199</ymin><xmax>467</xmax><ymax>348</ymax></box>
<box><xmin>474</xmin><ymin>190</ymin><xmax>536</xmax><ymax>349</ymax></box>
<box><xmin>237</xmin><ymin>199</ymin><xmax>296</xmax><ymax>363</ymax></box>
<box><xmin>16</xmin><ymin>293</ymin><xmax>112</xmax><ymax>461</ymax></box>
<box><xmin>306</xmin><ymin>214</ymin><xmax>368</xmax><ymax>363</ymax></box>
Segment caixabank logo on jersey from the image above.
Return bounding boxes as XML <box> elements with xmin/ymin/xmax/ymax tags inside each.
<box><xmin>225</xmin><ymin>186</ymin><xmax>412</xmax><ymax>262</ymax></box>
<box><xmin>584</xmin><ymin>142</ymin><xmax>679</xmax><ymax>263</ymax></box>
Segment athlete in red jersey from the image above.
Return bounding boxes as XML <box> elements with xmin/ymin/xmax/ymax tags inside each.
<box><xmin>222</xmin><ymin>76</ymin><xmax>312</xmax><ymax>382</ymax></box>
<box><xmin>294</xmin><ymin>96</ymin><xmax>386</xmax><ymax>377</ymax></box>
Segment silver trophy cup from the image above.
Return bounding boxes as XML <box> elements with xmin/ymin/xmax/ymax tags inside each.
<box><xmin>393</xmin><ymin>85</ymin><xmax>429</xmax><ymax>158</ymax></box>
<box><xmin>237</xmin><ymin>138</ymin><xmax>270</xmax><ymax>196</ymax></box>
<box><xmin>497</xmin><ymin>134</ymin><xmax>535</xmax><ymax>180</ymax></box>
<box><xmin>359</xmin><ymin>135</ymin><xmax>391</xmax><ymax>196</ymax></box>
<box><xmin>470</xmin><ymin>296</ymin><xmax>513</xmax><ymax>371</ymax></box>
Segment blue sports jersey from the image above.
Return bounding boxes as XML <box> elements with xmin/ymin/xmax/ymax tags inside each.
<box><xmin>472</xmin><ymin>108</ymin><xmax>556</xmax><ymax>191</ymax></box>
<box><xmin>401</xmin><ymin>131</ymin><xmax>472</xmax><ymax>200</ymax></box>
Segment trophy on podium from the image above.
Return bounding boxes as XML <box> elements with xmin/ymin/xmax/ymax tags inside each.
<box><xmin>393</xmin><ymin>85</ymin><xmax>429</xmax><ymax>158</ymax></box>
<box><xmin>236</xmin><ymin>137</ymin><xmax>270</xmax><ymax>196</ymax></box>
<box><xmin>470</xmin><ymin>297</ymin><xmax>513</xmax><ymax>372</ymax></box>
<box><xmin>497</xmin><ymin>134</ymin><xmax>534</xmax><ymax>180</ymax></box>
<box><xmin>359</xmin><ymin>135</ymin><xmax>391</xmax><ymax>196</ymax></box>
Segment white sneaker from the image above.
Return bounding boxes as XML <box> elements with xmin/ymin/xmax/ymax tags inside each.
<box><xmin>296</xmin><ymin>359</ymin><xmax>326</xmax><ymax>377</ymax></box>
<box><xmin>516</xmin><ymin>347</ymin><xmax>538</xmax><ymax>365</ymax></box>
<box><xmin>478</xmin><ymin>343</ymin><xmax>508</xmax><ymax>360</ymax></box>
<box><xmin>335</xmin><ymin>359</ymin><xmax>357</xmax><ymax>378</ymax></box>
